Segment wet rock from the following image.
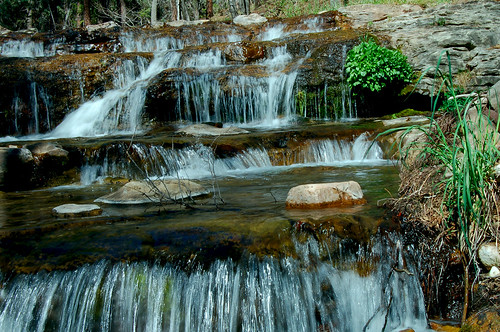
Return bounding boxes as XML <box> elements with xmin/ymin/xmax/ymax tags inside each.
<box><xmin>286</xmin><ymin>181</ymin><xmax>366</xmax><ymax>209</ymax></box>
<box><xmin>28</xmin><ymin>142</ymin><xmax>69</xmax><ymax>158</ymax></box>
<box><xmin>478</xmin><ymin>242</ymin><xmax>500</xmax><ymax>268</ymax></box>
<box><xmin>95</xmin><ymin>179</ymin><xmax>210</xmax><ymax>204</ymax></box>
<box><xmin>223</xmin><ymin>42</ymin><xmax>265</xmax><ymax>63</ymax></box>
<box><xmin>233</xmin><ymin>13</ymin><xmax>267</xmax><ymax>27</ymax></box>
<box><xmin>52</xmin><ymin>203</ymin><xmax>102</xmax><ymax>218</ymax></box>
<box><xmin>488</xmin><ymin>80</ymin><xmax>500</xmax><ymax>111</ymax></box>
<box><xmin>177</xmin><ymin>124</ymin><xmax>249</xmax><ymax>136</ymax></box>
<box><xmin>464</xmin><ymin>310</ymin><xmax>500</xmax><ymax>332</ymax></box>
<box><xmin>0</xmin><ymin>147</ymin><xmax>34</xmax><ymax>190</ymax></box>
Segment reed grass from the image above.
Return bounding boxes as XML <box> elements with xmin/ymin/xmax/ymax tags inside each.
<box><xmin>376</xmin><ymin>52</ymin><xmax>500</xmax><ymax>322</ymax></box>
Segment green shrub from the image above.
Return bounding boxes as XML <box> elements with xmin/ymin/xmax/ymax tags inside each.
<box><xmin>345</xmin><ymin>40</ymin><xmax>414</xmax><ymax>95</ymax></box>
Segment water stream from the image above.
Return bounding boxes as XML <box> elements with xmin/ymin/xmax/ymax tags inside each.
<box><xmin>0</xmin><ymin>18</ymin><xmax>430</xmax><ymax>331</ymax></box>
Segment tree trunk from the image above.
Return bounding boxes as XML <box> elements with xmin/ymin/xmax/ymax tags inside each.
<box><xmin>151</xmin><ymin>0</ymin><xmax>158</xmax><ymax>25</ymax></box>
<box><xmin>171</xmin><ymin>0</ymin><xmax>179</xmax><ymax>21</ymax></box>
<box><xmin>83</xmin><ymin>0</ymin><xmax>91</xmax><ymax>26</ymax></box>
<box><xmin>228</xmin><ymin>0</ymin><xmax>237</xmax><ymax>19</ymax></box>
<box><xmin>119</xmin><ymin>0</ymin><xmax>127</xmax><ymax>26</ymax></box>
<box><xmin>76</xmin><ymin>2</ymin><xmax>82</xmax><ymax>27</ymax></box>
<box><xmin>26</xmin><ymin>0</ymin><xmax>34</xmax><ymax>29</ymax></box>
<box><xmin>207</xmin><ymin>0</ymin><xmax>213</xmax><ymax>18</ymax></box>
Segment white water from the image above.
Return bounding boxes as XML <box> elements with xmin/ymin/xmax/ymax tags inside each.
<box><xmin>0</xmin><ymin>235</ymin><xmax>428</xmax><ymax>332</ymax></box>
<box><xmin>0</xmin><ymin>39</ymin><xmax>56</xmax><ymax>58</ymax></box>
<box><xmin>119</xmin><ymin>32</ymin><xmax>243</xmax><ymax>53</ymax></box>
<box><xmin>258</xmin><ymin>17</ymin><xmax>326</xmax><ymax>41</ymax></box>
<box><xmin>174</xmin><ymin>46</ymin><xmax>302</xmax><ymax>126</ymax></box>
<box><xmin>80</xmin><ymin>134</ymin><xmax>384</xmax><ymax>185</ymax></box>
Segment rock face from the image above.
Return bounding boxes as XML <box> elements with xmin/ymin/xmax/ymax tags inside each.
<box><xmin>341</xmin><ymin>1</ymin><xmax>500</xmax><ymax>93</ymax></box>
<box><xmin>488</xmin><ymin>80</ymin><xmax>500</xmax><ymax>111</ymax></box>
<box><xmin>95</xmin><ymin>180</ymin><xmax>210</xmax><ymax>204</ymax></box>
<box><xmin>478</xmin><ymin>242</ymin><xmax>500</xmax><ymax>268</ymax></box>
<box><xmin>52</xmin><ymin>204</ymin><xmax>102</xmax><ymax>218</ymax></box>
<box><xmin>286</xmin><ymin>181</ymin><xmax>366</xmax><ymax>209</ymax></box>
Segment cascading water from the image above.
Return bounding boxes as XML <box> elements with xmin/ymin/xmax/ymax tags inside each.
<box><xmin>174</xmin><ymin>46</ymin><xmax>302</xmax><ymax>126</ymax></box>
<box><xmin>0</xmin><ymin>39</ymin><xmax>53</xmax><ymax>58</ymax></box>
<box><xmin>0</xmin><ymin>233</ymin><xmax>428</xmax><ymax>332</ymax></box>
<box><xmin>50</xmin><ymin>52</ymin><xmax>181</xmax><ymax>138</ymax></box>
<box><xmin>80</xmin><ymin>133</ymin><xmax>384</xmax><ymax>184</ymax></box>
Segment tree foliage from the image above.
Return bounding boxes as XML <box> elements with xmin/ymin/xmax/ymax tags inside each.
<box><xmin>0</xmin><ymin>0</ymin><xmax>246</xmax><ymax>32</ymax></box>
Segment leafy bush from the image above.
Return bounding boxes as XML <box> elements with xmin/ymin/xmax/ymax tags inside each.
<box><xmin>345</xmin><ymin>40</ymin><xmax>414</xmax><ymax>94</ymax></box>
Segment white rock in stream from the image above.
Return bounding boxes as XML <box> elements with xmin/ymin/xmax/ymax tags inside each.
<box><xmin>478</xmin><ymin>242</ymin><xmax>500</xmax><ymax>268</ymax></box>
<box><xmin>52</xmin><ymin>204</ymin><xmax>102</xmax><ymax>217</ymax></box>
<box><xmin>95</xmin><ymin>180</ymin><xmax>210</xmax><ymax>204</ymax></box>
<box><xmin>286</xmin><ymin>181</ymin><xmax>366</xmax><ymax>209</ymax></box>
<box><xmin>233</xmin><ymin>13</ymin><xmax>268</xmax><ymax>26</ymax></box>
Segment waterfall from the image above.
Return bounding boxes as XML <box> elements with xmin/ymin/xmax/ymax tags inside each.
<box><xmin>119</xmin><ymin>32</ymin><xmax>243</xmax><ymax>53</ymax></box>
<box><xmin>174</xmin><ymin>46</ymin><xmax>302</xmax><ymax>126</ymax></box>
<box><xmin>0</xmin><ymin>40</ymin><xmax>47</xmax><ymax>58</ymax></box>
<box><xmin>80</xmin><ymin>134</ymin><xmax>384</xmax><ymax>184</ymax></box>
<box><xmin>0</xmin><ymin>234</ymin><xmax>428</xmax><ymax>331</ymax></box>
<box><xmin>50</xmin><ymin>52</ymin><xmax>181</xmax><ymax>138</ymax></box>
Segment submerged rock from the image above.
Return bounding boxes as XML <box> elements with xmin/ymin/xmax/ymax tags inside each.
<box><xmin>177</xmin><ymin>124</ymin><xmax>249</xmax><ymax>136</ymax></box>
<box><xmin>52</xmin><ymin>203</ymin><xmax>102</xmax><ymax>217</ymax></box>
<box><xmin>286</xmin><ymin>181</ymin><xmax>366</xmax><ymax>209</ymax></box>
<box><xmin>95</xmin><ymin>179</ymin><xmax>210</xmax><ymax>204</ymax></box>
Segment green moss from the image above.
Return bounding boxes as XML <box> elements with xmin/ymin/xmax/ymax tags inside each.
<box><xmin>380</xmin><ymin>108</ymin><xmax>429</xmax><ymax>120</ymax></box>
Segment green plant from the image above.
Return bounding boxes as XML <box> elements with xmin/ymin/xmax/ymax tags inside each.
<box><xmin>345</xmin><ymin>40</ymin><xmax>413</xmax><ymax>95</ymax></box>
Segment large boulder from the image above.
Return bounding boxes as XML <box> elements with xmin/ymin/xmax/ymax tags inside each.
<box><xmin>95</xmin><ymin>179</ymin><xmax>211</xmax><ymax>204</ymax></box>
<box><xmin>52</xmin><ymin>203</ymin><xmax>102</xmax><ymax>218</ymax></box>
<box><xmin>286</xmin><ymin>181</ymin><xmax>366</xmax><ymax>209</ymax></box>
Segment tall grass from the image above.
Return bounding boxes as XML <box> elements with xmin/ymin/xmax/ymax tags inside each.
<box><xmin>378</xmin><ymin>52</ymin><xmax>500</xmax><ymax>322</ymax></box>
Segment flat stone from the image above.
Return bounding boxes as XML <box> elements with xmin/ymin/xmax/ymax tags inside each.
<box><xmin>233</xmin><ymin>13</ymin><xmax>268</xmax><ymax>27</ymax></box>
<box><xmin>52</xmin><ymin>203</ymin><xmax>102</xmax><ymax>217</ymax></box>
<box><xmin>478</xmin><ymin>242</ymin><xmax>500</xmax><ymax>268</ymax></box>
<box><xmin>286</xmin><ymin>181</ymin><xmax>366</xmax><ymax>209</ymax></box>
<box><xmin>167</xmin><ymin>19</ymin><xmax>209</xmax><ymax>27</ymax></box>
<box><xmin>95</xmin><ymin>179</ymin><xmax>210</xmax><ymax>204</ymax></box>
<box><xmin>177</xmin><ymin>124</ymin><xmax>249</xmax><ymax>136</ymax></box>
